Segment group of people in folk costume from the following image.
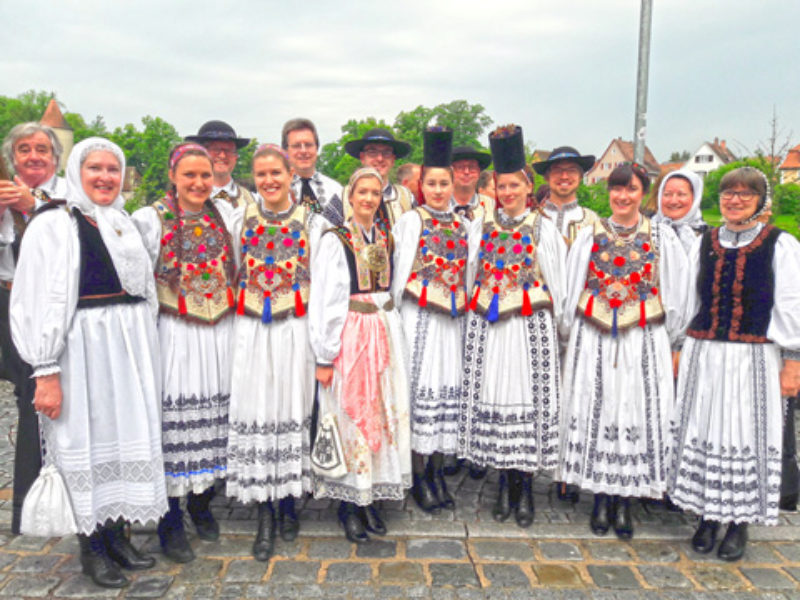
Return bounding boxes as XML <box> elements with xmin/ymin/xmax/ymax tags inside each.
<box><xmin>0</xmin><ymin>116</ymin><xmax>799</xmax><ymax>590</ymax></box>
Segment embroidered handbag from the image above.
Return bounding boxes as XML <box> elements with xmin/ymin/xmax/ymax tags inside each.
<box><xmin>20</xmin><ymin>462</ymin><xmax>78</xmax><ymax>537</ymax></box>
<box><xmin>310</xmin><ymin>394</ymin><xmax>348</xmax><ymax>479</ymax></box>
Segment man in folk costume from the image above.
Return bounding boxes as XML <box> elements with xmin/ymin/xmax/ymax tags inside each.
<box><xmin>450</xmin><ymin>145</ymin><xmax>496</xmax><ymax>222</ymax></box>
<box><xmin>532</xmin><ymin>146</ymin><xmax>598</xmax><ymax>246</ymax></box>
<box><xmin>282</xmin><ymin>118</ymin><xmax>343</xmax><ymax>218</ymax></box>
<box><xmin>185</xmin><ymin>120</ymin><xmax>254</xmax><ymax>208</ymax></box>
<box><xmin>0</xmin><ymin>122</ymin><xmax>67</xmax><ymax>534</ymax></box>
<box><xmin>344</xmin><ymin>128</ymin><xmax>414</xmax><ymax>231</ymax></box>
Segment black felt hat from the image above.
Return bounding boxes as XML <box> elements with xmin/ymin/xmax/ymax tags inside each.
<box><xmin>344</xmin><ymin>128</ymin><xmax>411</xmax><ymax>159</ymax></box>
<box><xmin>185</xmin><ymin>120</ymin><xmax>250</xmax><ymax>149</ymax></box>
<box><xmin>489</xmin><ymin>125</ymin><xmax>526</xmax><ymax>174</ymax></box>
<box><xmin>451</xmin><ymin>145</ymin><xmax>492</xmax><ymax>170</ymax></box>
<box><xmin>423</xmin><ymin>127</ymin><xmax>453</xmax><ymax>168</ymax></box>
<box><xmin>532</xmin><ymin>146</ymin><xmax>595</xmax><ymax>175</ymax></box>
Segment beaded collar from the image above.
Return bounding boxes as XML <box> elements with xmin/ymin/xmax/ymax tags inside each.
<box><xmin>719</xmin><ymin>223</ymin><xmax>763</xmax><ymax>248</ymax></box>
<box><xmin>497</xmin><ymin>208</ymin><xmax>531</xmax><ymax>228</ymax></box>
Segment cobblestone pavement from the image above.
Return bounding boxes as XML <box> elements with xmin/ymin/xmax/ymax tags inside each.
<box><xmin>0</xmin><ymin>381</ymin><xmax>799</xmax><ymax>599</ymax></box>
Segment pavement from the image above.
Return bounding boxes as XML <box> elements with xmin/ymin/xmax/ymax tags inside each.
<box><xmin>0</xmin><ymin>380</ymin><xmax>799</xmax><ymax>599</ymax></box>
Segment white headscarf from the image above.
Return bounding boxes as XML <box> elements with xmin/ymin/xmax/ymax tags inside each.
<box><xmin>653</xmin><ymin>168</ymin><xmax>705</xmax><ymax>252</ymax></box>
<box><xmin>65</xmin><ymin>137</ymin><xmax>156</xmax><ymax>309</ymax></box>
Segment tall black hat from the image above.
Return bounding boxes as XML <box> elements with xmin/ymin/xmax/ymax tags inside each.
<box><xmin>532</xmin><ymin>146</ymin><xmax>595</xmax><ymax>175</ymax></box>
<box><xmin>423</xmin><ymin>127</ymin><xmax>453</xmax><ymax>168</ymax></box>
<box><xmin>344</xmin><ymin>128</ymin><xmax>411</xmax><ymax>159</ymax></box>
<box><xmin>185</xmin><ymin>120</ymin><xmax>250</xmax><ymax>149</ymax></box>
<box><xmin>451</xmin><ymin>145</ymin><xmax>492</xmax><ymax>170</ymax></box>
<box><xmin>489</xmin><ymin>125</ymin><xmax>526</xmax><ymax>174</ymax></box>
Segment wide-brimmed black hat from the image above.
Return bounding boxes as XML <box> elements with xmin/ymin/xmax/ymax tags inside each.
<box><xmin>344</xmin><ymin>128</ymin><xmax>411</xmax><ymax>159</ymax></box>
<box><xmin>489</xmin><ymin>125</ymin><xmax>526</xmax><ymax>174</ymax></box>
<box><xmin>185</xmin><ymin>120</ymin><xmax>250</xmax><ymax>149</ymax></box>
<box><xmin>451</xmin><ymin>145</ymin><xmax>492</xmax><ymax>170</ymax></box>
<box><xmin>532</xmin><ymin>146</ymin><xmax>595</xmax><ymax>175</ymax></box>
<box><xmin>423</xmin><ymin>128</ymin><xmax>453</xmax><ymax>168</ymax></box>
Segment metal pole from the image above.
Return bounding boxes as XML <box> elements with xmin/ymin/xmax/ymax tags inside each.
<box><xmin>633</xmin><ymin>0</ymin><xmax>653</xmax><ymax>165</ymax></box>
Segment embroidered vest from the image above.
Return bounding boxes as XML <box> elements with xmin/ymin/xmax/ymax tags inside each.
<box><xmin>73</xmin><ymin>208</ymin><xmax>144</xmax><ymax>309</ymax></box>
<box><xmin>688</xmin><ymin>225</ymin><xmax>781</xmax><ymax>343</ymax></box>
<box><xmin>469</xmin><ymin>210</ymin><xmax>552</xmax><ymax>322</ymax></box>
<box><xmin>577</xmin><ymin>218</ymin><xmax>664</xmax><ymax>336</ymax></box>
<box><xmin>236</xmin><ymin>202</ymin><xmax>310</xmax><ymax>323</ymax></box>
<box><xmin>153</xmin><ymin>199</ymin><xmax>236</xmax><ymax>324</ymax></box>
<box><xmin>214</xmin><ymin>184</ymin><xmax>254</xmax><ymax>209</ymax></box>
<box><xmin>403</xmin><ymin>207</ymin><xmax>469</xmax><ymax>317</ymax></box>
<box><xmin>329</xmin><ymin>221</ymin><xmax>393</xmax><ymax>294</ymax></box>
<box><xmin>565</xmin><ymin>207</ymin><xmax>598</xmax><ymax>246</ymax></box>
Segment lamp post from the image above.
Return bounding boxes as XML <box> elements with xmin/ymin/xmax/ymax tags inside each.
<box><xmin>633</xmin><ymin>0</ymin><xmax>653</xmax><ymax>165</ymax></box>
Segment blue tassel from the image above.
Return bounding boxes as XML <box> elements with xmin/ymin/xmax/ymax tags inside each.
<box><xmin>487</xmin><ymin>293</ymin><xmax>499</xmax><ymax>323</ymax></box>
<box><xmin>611</xmin><ymin>307</ymin><xmax>618</xmax><ymax>337</ymax></box>
<box><xmin>261</xmin><ymin>296</ymin><xmax>272</xmax><ymax>324</ymax></box>
<box><xmin>450</xmin><ymin>291</ymin><xmax>457</xmax><ymax>317</ymax></box>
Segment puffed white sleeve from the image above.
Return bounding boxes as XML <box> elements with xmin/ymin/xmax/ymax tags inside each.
<box><xmin>656</xmin><ymin>222</ymin><xmax>690</xmax><ymax>347</ymax></box>
<box><xmin>0</xmin><ymin>210</ymin><xmax>14</xmax><ymax>246</ymax></box>
<box><xmin>465</xmin><ymin>212</ymin><xmax>484</xmax><ymax>292</ymax></box>
<box><xmin>768</xmin><ymin>233</ymin><xmax>800</xmax><ymax>357</ymax></box>
<box><xmin>131</xmin><ymin>206</ymin><xmax>162</xmax><ymax>270</ymax></box>
<box><xmin>536</xmin><ymin>216</ymin><xmax>568</xmax><ymax>328</ymax></box>
<box><xmin>306</xmin><ymin>212</ymin><xmax>333</xmax><ymax>265</ymax></box>
<box><xmin>221</xmin><ymin>202</ymin><xmax>246</xmax><ymax>269</ymax></box>
<box><xmin>10</xmin><ymin>209</ymin><xmax>79</xmax><ymax>377</ymax></box>
<box><xmin>559</xmin><ymin>225</ymin><xmax>593</xmax><ymax>338</ymax></box>
<box><xmin>390</xmin><ymin>210</ymin><xmax>422</xmax><ymax>307</ymax></box>
<box><xmin>308</xmin><ymin>231</ymin><xmax>351</xmax><ymax>366</ymax></box>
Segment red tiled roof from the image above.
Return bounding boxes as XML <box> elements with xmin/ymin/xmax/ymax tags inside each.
<box><xmin>780</xmin><ymin>145</ymin><xmax>800</xmax><ymax>170</ymax></box>
<box><xmin>39</xmin><ymin>98</ymin><xmax>70</xmax><ymax>129</ymax></box>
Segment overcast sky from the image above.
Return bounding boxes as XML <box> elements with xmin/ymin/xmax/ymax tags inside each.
<box><xmin>4</xmin><ymin>0</ymin><xmax>798</xmax><ymax>162</ymax></box>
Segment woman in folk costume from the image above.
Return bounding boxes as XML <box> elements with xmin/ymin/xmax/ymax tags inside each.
<box><xmin>458</xmin><ymin>125</ymin><xmax>567</xmax><ymax>527</ymax></box>
<box><xmin>225</xmin><ymin>144</ymin><xmax>318</xmax><ymax>562</ymax></box>
<box><xmin>558</xmin><ymin>162</ymin><xmax>689</xmax><ymax>540</ymax></box>
<box><xmin>651</xmin><ymin>168</ymin><xmax>707</xmax><ymax>255</ymax></box>
<box><xmin>133</xmin><ymin>144</ymin><xmax>235</xmax><ymax>563</ymax></box>
<box><xmin>392</xmin><ymin>128</ymin><xmax>480</xmax><ymax>513</ymax></box>
<box><xmin>669</xmin><ymin>167</ymin><xmax>800</xmax><ymax>561</ymax></box>
<box><xmin>11</xmin><ymin>138</ymin><xmax>166</xmax><ymax>588</ymax></box>
<box><xmin>309</xmin><ymin>167</ymin><xmax>411</xmax><ymax>543</ymax></box>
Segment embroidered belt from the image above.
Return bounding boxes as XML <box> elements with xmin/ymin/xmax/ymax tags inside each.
<box><xmin>349</xmin><ymin>298</ymin><xmax>394</xmax><ymax>314</ymax></box>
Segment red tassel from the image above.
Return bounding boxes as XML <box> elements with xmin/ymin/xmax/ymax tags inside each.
<box><xmin>521</xmin><ymin>288</ymin><xmax>532</xmax><ymax>316</ymax></box>
<box><xmin>584</xmin><ymin>294</ymin><xmax>594</xmax><ymax>318</ymax></box>
<box><xmin>237</xmin><ymin>288</ymin><xmax>246</xmax><ymax>316</ymax></box>
<box><xmin>469</xmin><ymin>286</ymin><xmax>481</xmax><ymax>312</ymax></box>
<box><xmin>227</xmin><ymin>286</ymin><xmax>235</xmax><ymax>308</ymax></box>
<box><xmin>295</xmin><ymin>289</ymin><xmax>306</xmax><ymax>317</ymax></box>
<box><xmin>639</xmin><ymin>300</ymin><xmax>646</xmax><ymax>328</ymax></box>
<box><xmin>418</xmin><ymin>285</ymin><xmax>428</xmax><ymax>308</ymax></box>
<box><xmin>464</xmin><ymin>290</ymin><xmax>470</xmax><ymax>312</ymax></box>
<box><xmin>178</xmin><ymin>293</ymin><xmax>187</xmax><ymax>315</ymax></box>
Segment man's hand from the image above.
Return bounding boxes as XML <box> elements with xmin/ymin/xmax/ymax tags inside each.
<box><xmin>672</xmin><ymin>351</ymin><xmax>681</xmax><ymax>379</ymax></box>
<box><xmin>34</xmin><ymin>373</ymin><xmax>63</xmax><ymax>420</ymax></box>
<box><xmin>780</xmin><ymin>359</ymin><xmax>800</xmax><ymax>398</ymax></box>
<box><xmin>0</xmin><ymin>177</ymin><xmax>35</xmax><ymax>213</ymax></box>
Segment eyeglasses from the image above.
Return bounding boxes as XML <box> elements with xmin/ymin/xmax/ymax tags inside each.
<box><xmin>662</xmin><ymin>192</ymin><xmax>690</xmax><ymax>199</ymax></box>
<box><xmin>549</xmin><ymin>165</ymin><xmax>581</xmax><ymax>177</ymax></box>
<box><xmin>289</xmin><ymin>142</ymin><xmax>316</xmax><ymax>151</ymax></box>
<box><xmin>363</xmin><ymin>147</ymin><xmax>394</xmax><ymax>159</ymax></box>
<box><xmin>206</xmin><ymin>147</ymin><xmax>237</xmax><ymax>157</ymax></box>
<box><xmin>720</xmin><ymin>190</ymin><xmax>758</xmax><ymax>201</ymax></box>
<box><xmin>453</xmin><ymin>163</ymin><xmax>480</xmax><ymax>172</ymax></box>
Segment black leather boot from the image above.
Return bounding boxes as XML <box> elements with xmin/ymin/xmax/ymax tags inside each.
<box><xmin>590</xmin><ymin>493</ymin><xmax>610</xmax><ymax>535</ymax></box>
<box><xmin>613</xmin><ymin>496</ymin><xmax>633</xmax><ymax>540</ymax></box>
<box><xmin>158</xmin><ymin>497</ymin><xmax>195</xmax><ymax>563</ymax></box>
<box><xmin>278</xmin><ymin>496</ymin><xmax>300</xmax><ymax>542</ymax></box>
<box><xmin>411</xmin><ymin>453</ymin><xmax>440</xmax><ymax>514</ymax></box>
<box><xmin>78</xmin><ymin>530</ymin><xmax>129</xmax><ymax>589</ymax></box>
<box><xmin>515</xmin><ymin>473</ymin><xmax>534</xmax><ymax>528</ymax></box>
<box><xmin>492</xmin><ymin>471</ymin><xmax>513</xmax><ymax>522</ymax></box>
<box><xmin>556</xmin><ymin>481</ymin><xmax>580</xmax><ymax>503</ymax></box>
<box><xmin>360</xmin><ymin>503</ymin><xmax>387</xmax><ymax>536</ymax></box>
<box><xmin>717</xmin><ymin>522</ymin><xmax>748</xmax><ymax>561</ymax></box>
<box><xmin>187</xmin><ymin>486</ymin><xmax>219</xmax><ymax>542</ymax></box>
<box><xmin>103</xmin><ymin>519</ymin><xmax>155</xmax><ymax>570</ymax></box>
<box><xmin>442</xmin><ymin>455</ymin><xmax>463</xmax><ymax>476</ymax></box>
<box><xmin>468</xmin><ymin>463</ymin><xmax>488</xmax><ymax>479</ymax></box>
<box><xmin>430</xmin><ymin>454</ymin><xmax>455</xmax><ymax>510</ymax></box>
<box><xmin>691</xmin><ymin>518</ymin><xmax>719</xmax><ymax>554</ymax></box>
<box><xmin>338</xmin><ymin>501</ymin><xmax>368</xmax><ymax>543</ymax></box>
<box><xmin>253</xmin><ymin>501</ymin><xmax>276</xmax><ymax>562</ymax></box>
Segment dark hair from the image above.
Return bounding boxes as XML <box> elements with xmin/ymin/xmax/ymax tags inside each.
<box><xmin>253</xmin><ymin>144</ymin><xmax>291</xmax><ymax>173</ymax></box>
<box><xmin>607</xmin><ymin>162</ymin><xmax>650</xmax><ymax>193</ymax></box>
<box><xmin>719</xmin><ymin>166</ymin><xmax>767</xmax><ymax>198</ymax></box>
<box><xmin>281</xmin><ymin>118</ymin><xmax>319</xmax><ymax>150</ymax></box>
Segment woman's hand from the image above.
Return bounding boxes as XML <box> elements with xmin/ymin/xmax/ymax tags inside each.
<box><xmin>34</xmin><ymin>373</ymin><xmax>63</xmax><ymax>420</ymax></box>
<box><xmin>781</xmin><ymin>359</ymin><xmax>800</xmax><ymax>398</ymax></box>
<box><xmin>672</xmin><ymin>351</ymin><xmax>681</xmax><ymax>379</ymax></box>
<box><xmin>316</xmin><ymin>365</ymin><xmax>334</xmax><ymax>389</ymax></box>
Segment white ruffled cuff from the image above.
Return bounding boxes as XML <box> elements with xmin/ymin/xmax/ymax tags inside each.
<box><xmin>32</xmin><ymin>361</ymin><xmax>61</xmax><ymax>378</ymax></box>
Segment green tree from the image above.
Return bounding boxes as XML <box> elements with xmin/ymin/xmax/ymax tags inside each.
<box><xmin>0</xmin><ymin>90</ymin><xmax>58</xmax><ymax>144</ymax></box>
<box><xmin>774</xmin><ymin>182</ymin><xmax>800</xmax><ymax>215</ymax></box>
<box><xmin>233</xmin><ymin>139</ymin><xmax>258</xmax><ymax>188</ymax></box>
<box><xmin>701</xmin><ymin>156</ymin><xmax>775</xmax><ymax>210</ymax></box>
<box><xmin>63</xmin><ymin>113</ymin><xmax>108</xmax><ymax>143</ymax></box>
<box><xmin>577</xmin><ymin>182</ymin><xmax>611</xmax><ymax>217</ymax></box>
<box><xmin>668</xmin><ymin>150</ymin><xmax>690</xmax><ymax>162</ymax></box>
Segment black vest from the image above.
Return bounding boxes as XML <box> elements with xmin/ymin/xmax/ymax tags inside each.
<box><xmin>688</xmin><ymin>225</ymin><xmax>781</xmax><ymax>343</ymax></box>
<box><xmin>329</xmin><ymin>227</ymin><xmax>394</xmax><ymax>295</ymax></box>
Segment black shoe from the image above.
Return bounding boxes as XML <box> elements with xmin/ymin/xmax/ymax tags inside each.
<box><xmin>11</xmin><ymin>505</ymin><xmax>21</xmax><ymax>536</ymax></box>
<box><xmin>103</xmin><ymin>520</ymin><xmax>155</xmax><ymax>570</ymax></box>
<box><xmin>338</xmin><ymin>502</ymin><xmax>368</xmax><ymax>543</ymax></box>
<box><xmin>411</xmin><ymin>472</ymin><xmax>441</xmax><ymax>514</ymax></box>
<box><xmin>432</xmin><ymin>466</ymin><xmax>455</xmax><ymax>510</ymax></box>
<box><xmin>780</xmin><ymin>494</ymin><xmax>798</xmax><ymax>511</ymax></box>
<box><xmin>492</xmin><ymin>472</ymin><xmax>513</xmax><ymax>522</ymax></box>
<box><xmin>556</xmin><ymin>482</ymin><xmax>580</xmax><ymax>503</ymax></box>
<box><xmin>360</xmin><ymin>504</ymin><xmax>387</xmax><ymax>536</ymax></box>
<box><xmin>158</xmin><ymin>498</ymin><xmax>195</xmax><ymax>563</ymax></box>
<box><xmin>717</xmin><ymin>522</ymin><xmax>748</xmax><ymax>562</ymax></box>
<box><xmin>187</xmin><ymin>487</ymin><xmax>219</xmax><ymax>542</ymax></box>
<box><xmin>691</xmin><ymin>518</ymin><xmax>719</xmax><ymax>554</ymax></box>
<box><xmin>78</xmin><ymin>532</ymin><xmax>129</xmax><ymax>589</ymax></box>
<box><xmin>613</xmin><ymin>497</ymin><xmax>634</xmax><ymax>540</ymax></box>
<box><xmin>590</xmin><ymin>493</ymin><xmax>610</xmax><ymax>536</ymax></box>
<box><xmin>468</xmin><ymin>464</ymin><xmax>487</xmax><ymax>479</ymax></box>
<box><xmin>442</xmin><ymin>456</ymin><xmax>463</xmax><ymax>476</ymax></box>
<box><xmin>515</xmin><ymin>475</ymin><xmax>534</xmax><ymax>528</ymax></box>
<box><xmin>253</xmin><ymin>502</ymin><xmax>276</xmax><ymax>562</ymax></box>
<box><xmin>278</xmin><ymin>497</ymin><xmax>300</xmax><ymax>542</ymax></box>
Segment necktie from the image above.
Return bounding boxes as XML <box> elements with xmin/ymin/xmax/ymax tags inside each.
<box><xmin>300</xmin><ymin>178</ymin><xmax>316</xmax><ymax>204</ymax></box>
<box><xmin>215</xmin><ymin>189</ymin><xmax>236</xmax><ymax>208</ymax></box>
